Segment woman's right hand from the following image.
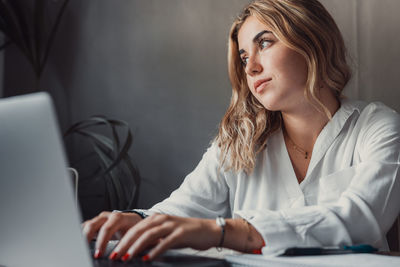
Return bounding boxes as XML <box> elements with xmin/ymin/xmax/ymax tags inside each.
<box><xmin>82</xmin><ymin>211</ymin><xmax>143</xmax><ymax>258</ymax></box>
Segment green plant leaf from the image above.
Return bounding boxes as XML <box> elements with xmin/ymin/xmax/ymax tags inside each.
<box><xmin>105</xmin><ymin>175</ymin><xmax>118</xmax><ymax>210</ymax></box>
<box><xmin>65</xmin><ymin>119</ymin><xmax>125</xmax><ymax>175</ymax></box>
<box><xmin>88</xmin><ymin>129</ymin><xmax>128</xmax><ymax>207</ymax></box>
<box><xmin>92</xmin><ymin>142</ymin><xmax>127</xmax><ymax>209</ymax></box>
<box><xmin>7</xmin><ymin>0</ymin><xmax>35</xmax><ymax>67</ymax></box>
<box><xmin>40</xmin><ymin>0</ymin><xmax>70</xmax><ymax>76</ymax></box>
<box><xmin>64</xmin><ymin>115</ymin><xmax>140</xmax><ymax>210</ymax></box>
<box><xmin>0</xmin><ymin>1</ymin><xmax>35</xmax><ymax>67</ymax></box>
<box><xmin>0</xmin><ymin>2</ymin><xmax>21</xmax><ymax>44</ymax></box>
<box><xmin>82</xmin><ymin>116</ymin><xmax>121</xmax><ymax>159</ymax></box>
<box><xmin>70</xmin><ymin>117</ymin><xmax>134</xmax><ymax>177</ymax></box>
<box><xmin>72</xmin><ymin>129</ymin><xmax>125</xmax><ymax>178</ymax></box>
<box><xmin>34</xmin><ymin>0</ymin><xmax>45</xmax><ymax>73</ymax></box>
<box><xmin>64</xmin><ymin>119</ymin><xmax>104</xmax><ymax>136</ymax></box>
<box><xmin>123</xmin><ymin>155</ymin><xmax>141</xmax><ymax>208</ymax></box>
<box><xmin>74</xmin><ymin>129</ymin><xmax>114</xmax><ymax>151</ymax></box>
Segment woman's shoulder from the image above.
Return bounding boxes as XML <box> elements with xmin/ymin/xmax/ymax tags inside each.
<box><xmin>342</xmin><ymin>99</ymin><xmax>400</xmax><ymax>126</ymax></box>
<box><xmin>359</xmin><ymin>101</ymin><xmax>399</xmax><ymax>127</ymax></box>
<box><xmin>342</xmin><ymin>100</ymin><xmax>400</xmax><ymax>146</ymax></box>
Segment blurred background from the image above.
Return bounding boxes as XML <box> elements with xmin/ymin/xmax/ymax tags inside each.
<box><xmin>1</xmin><ymin>0</ymin><xmax>399</xmax><ymax>220</ymax></box>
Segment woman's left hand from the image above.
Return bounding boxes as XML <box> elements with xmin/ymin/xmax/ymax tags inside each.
<box><xmin>110</xmin><ymin>213</ymin><xmax>221</xmax><ymax>261</ymax></box>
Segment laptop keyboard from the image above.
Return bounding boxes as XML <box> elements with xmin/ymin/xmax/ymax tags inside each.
<box><xmin>89</xmin><ymin>241</ymin><xmax>229</xmax><ymax>266</ymax></box>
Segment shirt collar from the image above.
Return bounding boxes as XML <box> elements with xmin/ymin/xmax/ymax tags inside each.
<box><xmin>339</xmin><ymin>98</ymin><xmax>366</xmax><ymax>118</ymax></box>
<box><xmin>300</xmin><ymin>98</ymin><xmax>366</xmax><ymax>186</ymax></box>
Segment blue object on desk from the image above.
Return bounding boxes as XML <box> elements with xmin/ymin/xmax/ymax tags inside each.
<box><xmin>282</xmin><ymin>244</ymin><xmax>378</xmax><ymax>256</ymax></box>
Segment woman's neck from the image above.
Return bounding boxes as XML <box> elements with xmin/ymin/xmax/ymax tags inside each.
<box><xmin>281</xmin><ymin>87</ymin><xmax>340</xmax><ymax>152</ymax></box>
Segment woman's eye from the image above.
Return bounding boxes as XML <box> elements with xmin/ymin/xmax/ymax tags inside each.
<box><xmin>259</xmin><ymin>39</ymin><xmax>271</xmax><ymax>49</ymax></box>
<box><xmin>241</xmin><ymin>57</ymin><xmax>249</xmax><ymax>66</ymax></box>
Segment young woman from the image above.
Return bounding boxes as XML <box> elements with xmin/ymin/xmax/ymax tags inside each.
<box><xmin>83</xmin><ymin>0</ymin><xmax>400</xmax><ymax>261</ymax></box>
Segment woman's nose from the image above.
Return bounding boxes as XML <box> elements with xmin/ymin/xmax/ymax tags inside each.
<box><xmin>245</xmin><ymin>55</ymin><xmax>263</xmax><ymax>76</ymax></box>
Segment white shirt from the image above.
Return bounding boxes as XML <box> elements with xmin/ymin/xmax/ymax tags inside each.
<box><xmin>147</xmin><ymin>100</ymin><xmax>400</xmax><ymax>253</ymax></box>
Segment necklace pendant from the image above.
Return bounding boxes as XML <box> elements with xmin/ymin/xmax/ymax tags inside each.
<box><xmin>305</xmin><ymin>152</ymin><xmax>308</xmax><ymax>159</ymax></box>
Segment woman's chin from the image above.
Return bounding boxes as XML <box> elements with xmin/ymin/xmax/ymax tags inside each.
<box><xmin>258</xmin><ymin>98</ymin><xmax>281</xmax><ymax>112</ymax></box>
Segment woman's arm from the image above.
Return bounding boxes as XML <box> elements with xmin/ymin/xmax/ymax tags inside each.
<box><xmin>224</xmin><ymin>218</ymin><xmax>265</xmax><ymax>252</ymax></box>
<box><xmin>147</xmin><ymin>143</ymin><xmax>231</xmax><ymax>219</ymax></box>
<box><xmin>108</xmin><ymin>214</ymin><xmax>264</xmax><ymax>261</ymax></box>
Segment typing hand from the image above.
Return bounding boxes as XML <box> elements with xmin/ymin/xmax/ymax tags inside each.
<box><xmin>81</xmin><ymin>211</ymin><xmax>142</xmax><ymax>258</ymax></box>
<box><xmin>108</xmin><ymin>214</ymin><xmax>220</xmax><ymax>262</ymax></box>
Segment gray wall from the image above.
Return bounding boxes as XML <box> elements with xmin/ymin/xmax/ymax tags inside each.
<box><xmin>3</xmin><ymin>0</ymin><xmax>400</xmax><ymax>213</ymax></box>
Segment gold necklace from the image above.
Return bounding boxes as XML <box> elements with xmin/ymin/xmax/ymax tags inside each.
<box><xmin>284</xmin><ymin>132</ymin><xmax>309</xmax><ymax>159</ymax></box>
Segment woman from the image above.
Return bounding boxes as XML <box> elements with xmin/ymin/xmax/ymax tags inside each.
<box><xmin>83</xmin><ymin>0</ymin><xmax>400</xmax><ymax>261</ymax></box>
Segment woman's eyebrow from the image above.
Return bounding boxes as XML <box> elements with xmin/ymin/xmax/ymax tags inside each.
<box><xmin>253</xmin><ymin>30</ymin><xmax>272</xmax><ymax>43</ymax></box>
<box><xmin>239</xmin><ymin>30</ymin><xmax>272</xmax><ymax>55</ymax></box>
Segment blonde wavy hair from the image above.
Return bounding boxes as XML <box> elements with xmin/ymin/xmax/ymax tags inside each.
<box><xmin>216</xmin><ymin>0</ymin><xmax>351</xmax><ymax>174</ymax></box>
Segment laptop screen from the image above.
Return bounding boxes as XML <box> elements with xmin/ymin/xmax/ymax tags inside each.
<box><xmin>0</xmin><ymin>93</ymin><xmax>92</xmax><ymax>267</ymax></box>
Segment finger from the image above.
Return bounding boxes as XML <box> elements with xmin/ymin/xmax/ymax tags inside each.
<box><xmin>145</xmin><ymin>228</ymin><xmax>184</xmax><ymax>261</ymax></box>
<box><xmin>95</xmin><ymin>212</ymin><xmax>124</xmax><ymax>257</ymax></box>
<box><xmin>115</xmin><ymin>215</ymin><xmax>173</xmax><ymax>260</ymax></box>
<box><xmin>111</xmin><ymin>215</ymin><xmax>163</xmax><ymax>259</ymax></box>
<box><xmin>123</xmin><ymin>223</ymin><xmax>175</xmax><ymax>261</ymax></box>
<box><xmin>82</xmin><ymin>214</ymin><xmax>109</xmax><ymax>243</ymax></box>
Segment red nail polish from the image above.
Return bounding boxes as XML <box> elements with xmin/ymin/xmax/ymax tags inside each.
<box><xmin>109</xmin><ymin>251</ymin><xmax>118</xmax><ymax>260</ymax></box>
<box><xmin>94</xmin><ymin>249</ymin><xmax>101</xmax><ymax>259</ymax></box>
<box><xmin>142</xmin><ymin>254</ymin><xmax>150</xmax><ymax>261</ymax></box>
<box><xmin>252</xmin><ymin>240</ymin><xmax>266</xmax><ymax>254</ymax></box>
<box><xmin>122</xmin><ymin>253</ymin><xmax>130</xmax><ymax>261</ymax></box>
<box><xmin>252</xmin><ymin>248</ymin><xmax>262</xmax><ymax>254</ymax></box>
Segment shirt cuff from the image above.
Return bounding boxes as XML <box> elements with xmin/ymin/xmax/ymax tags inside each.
<box><xmin>234</xmin><ymin>209</ymin><xmax>323</xmax><ymax>254</ymax></box>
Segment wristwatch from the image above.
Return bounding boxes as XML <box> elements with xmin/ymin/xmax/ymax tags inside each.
<box><xmin>114</xmin><ymin>209</ymin><xmax>149</xmax><ymax>219</ymax></box>
<box><xmin>216</xmin><ymin>216</ymin><xmax>226</xmax><ymax>251</ymax></box>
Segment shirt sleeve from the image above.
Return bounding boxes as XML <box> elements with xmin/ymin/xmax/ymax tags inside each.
<box><xmin>235</xmin><ymin>103</ymin><xmax>400</xmax><ymax>253</ymax></box>
<box><xmin>147</xmin><ymin>143</ymin><xmax>231</xmax><ymax>219</ymax></box>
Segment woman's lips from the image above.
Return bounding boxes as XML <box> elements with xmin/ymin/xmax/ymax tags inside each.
<box><xmin>254</xmin><ymin>78</ymin><xmax>272</xmax><ymax>93</ymax></box>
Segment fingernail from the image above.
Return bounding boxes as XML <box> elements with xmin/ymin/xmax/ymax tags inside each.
<box><xmin>122</xmin><ymin>253</ymin><xmax>130</xmax><ymax>261</ymax></box>
<box><xmin>94</xmin><ymin>249</ymin><xmax>101</xmax><ymax>259</ymax></box>
<box><xmin>142</xmin><ymin>254</ymin><xmax>150</xmax><ymax>261</ymax></box>
<box><xmin>109</xmin><ymin>251</ymin><xmax>118</xmax><ymax>260</ymax></box>
<box><xmin>252</xmin><ymin>248</ymin><xmax>262</xmax><ymax>254</ymax></box>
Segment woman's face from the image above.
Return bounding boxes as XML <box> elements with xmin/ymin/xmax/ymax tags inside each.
<box><xmin>237</xmin><ymin>15</ymin><xmax>308</xmax><ymax>112</ymax></box>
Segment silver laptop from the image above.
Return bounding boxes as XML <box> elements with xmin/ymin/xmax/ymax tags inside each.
<box><xmin>0</xmin><ymin>92</ymin><xmax>92</xmax><ymax>267</ymax></box>
<box><xmin>0</xmin><ymin>92</ymin><xmax>228</xmax><ymax>267</ymax></box>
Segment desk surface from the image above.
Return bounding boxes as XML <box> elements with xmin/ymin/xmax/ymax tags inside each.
<box><xmin>377</xmin><ymin>251</ymin><xmax>400</xmax><ymax>256</ymax></box>
<box><xmin>227</xmin><ymin>252</ymin><xmax>400</xmax><ymax>267</ymax></box>
<box><xmin>90</xmin><ymin>246</ymin><xmax>400</xmax><ymax>267</ymax></box>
